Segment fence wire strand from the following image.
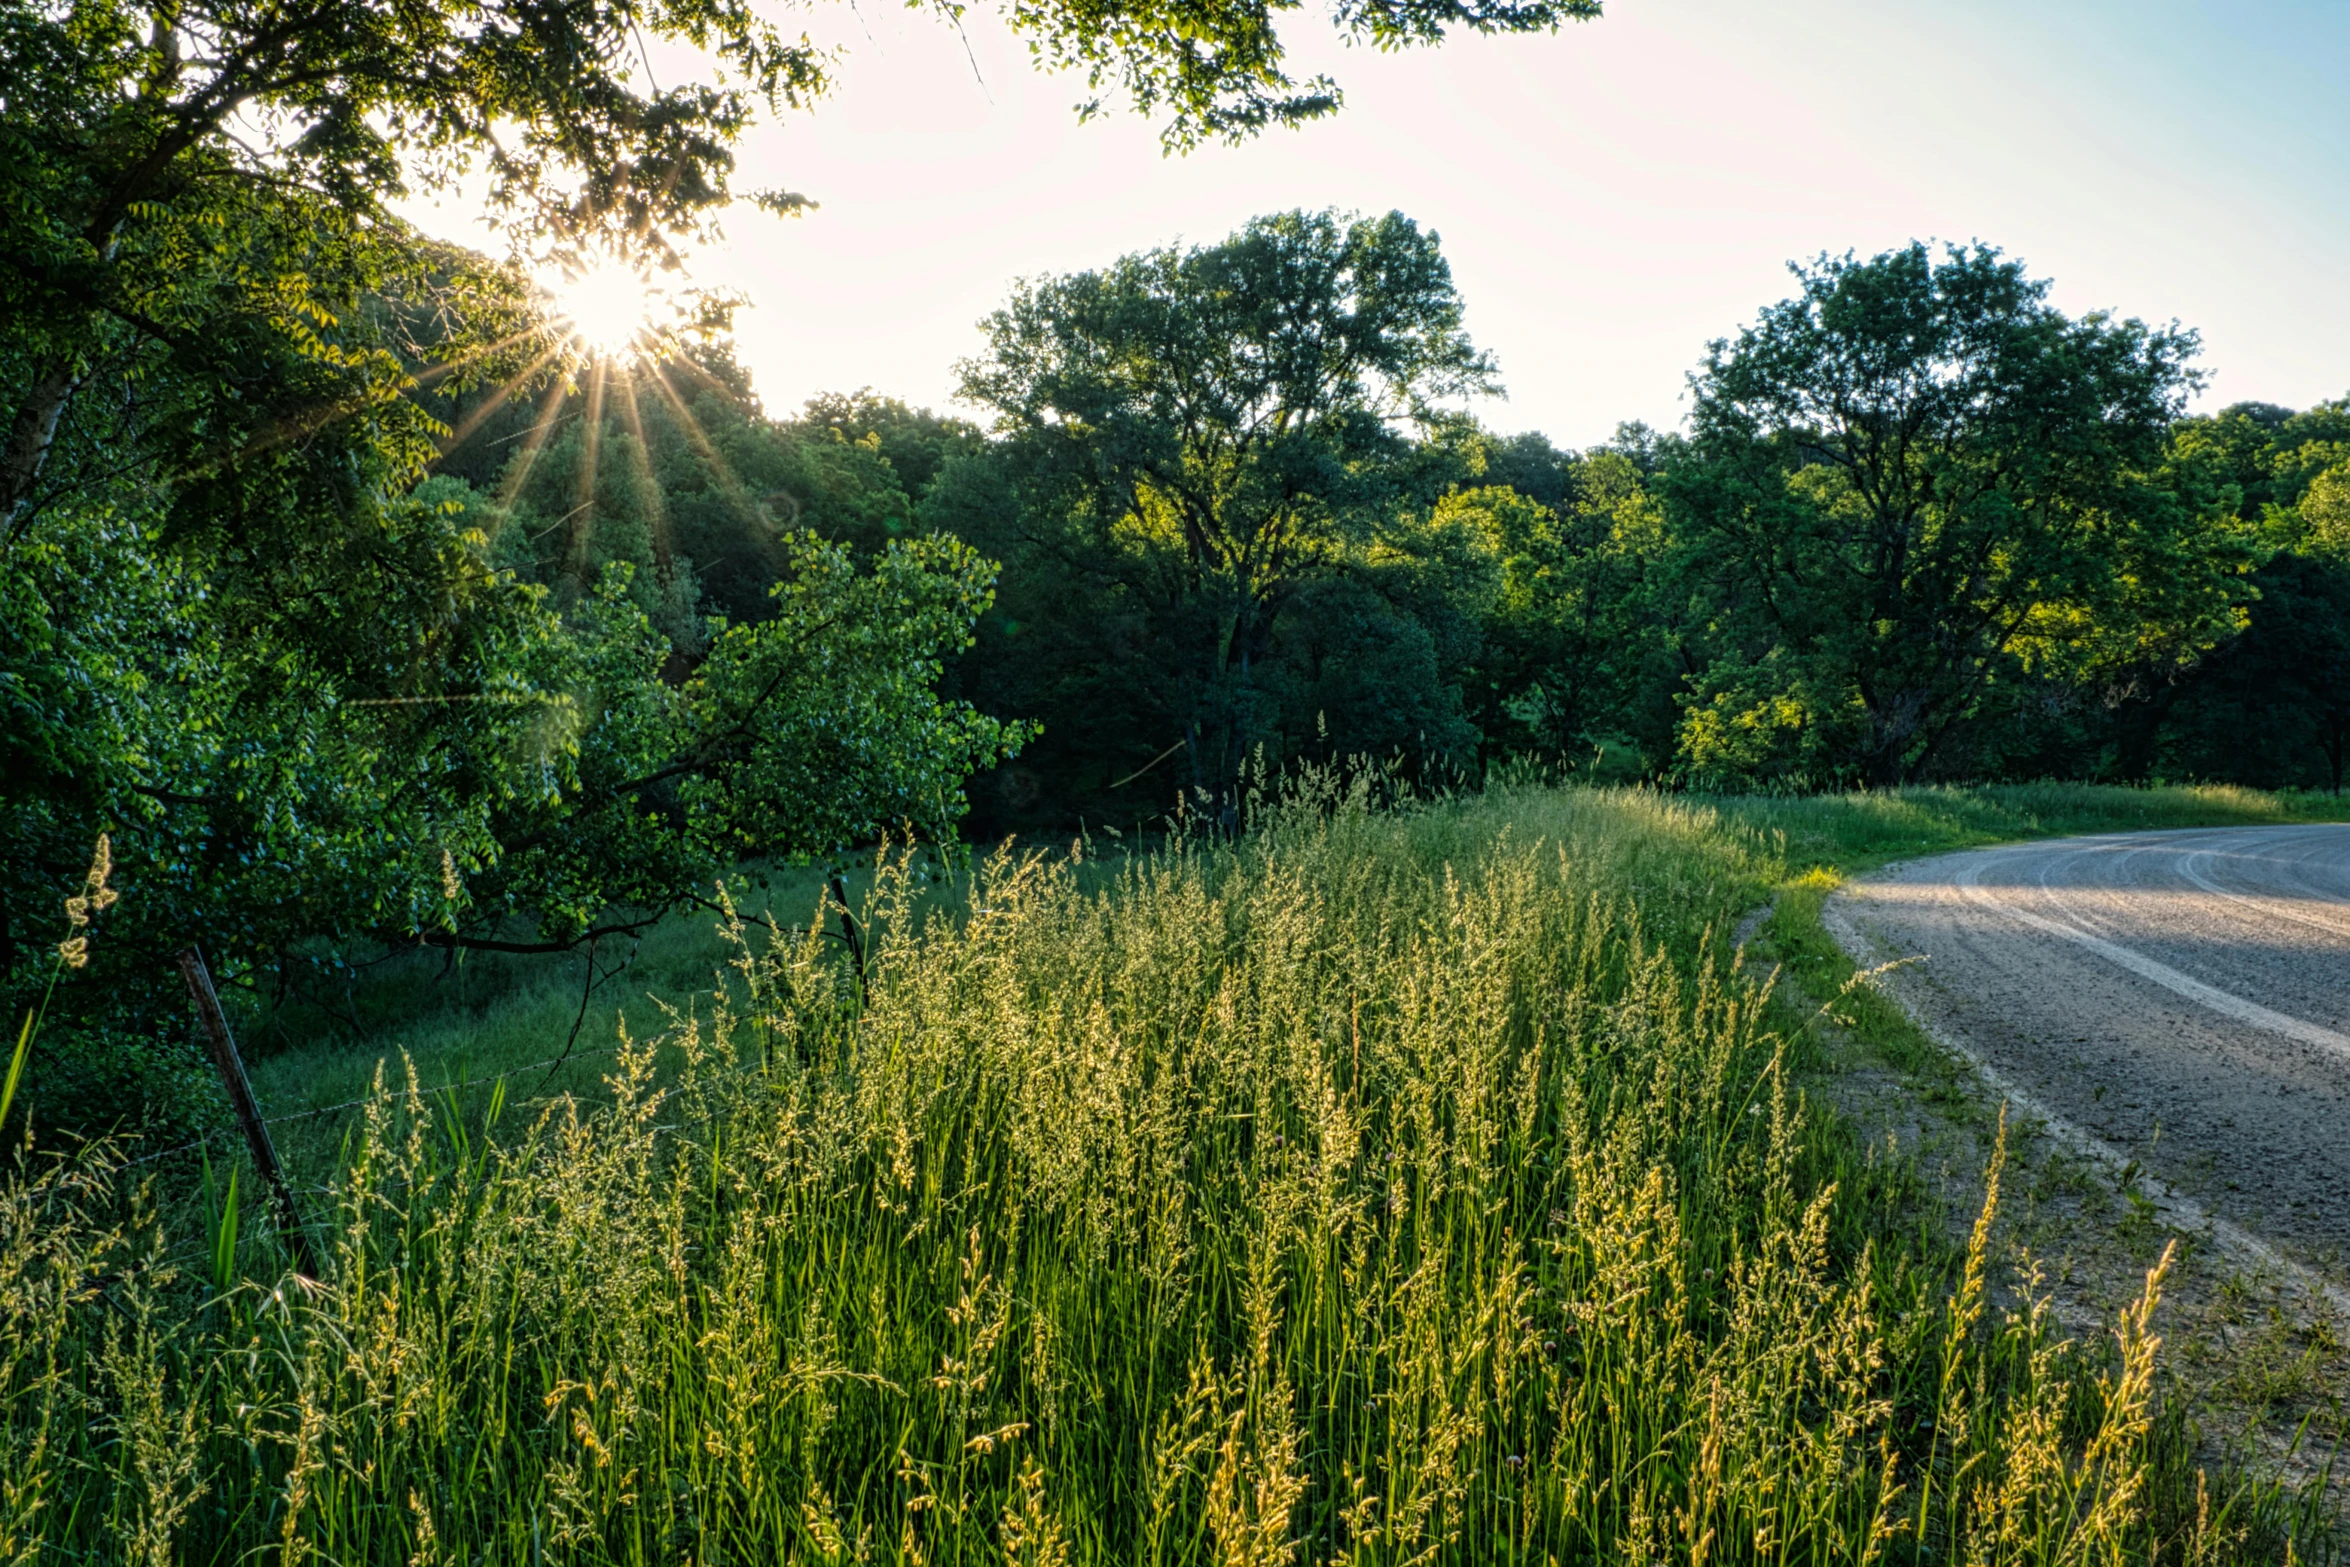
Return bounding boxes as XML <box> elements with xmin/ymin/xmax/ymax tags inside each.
<box><xmin>122</xmin><ymin>1040</ymin><xmax>630</xmax><ymax>1168</ymax></box>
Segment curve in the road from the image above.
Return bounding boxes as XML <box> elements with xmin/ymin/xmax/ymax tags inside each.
<box><xmin>1829</xmin><ymin>824</ymin><xmax>2350</xmax><ymax>1286</ymax></box>
<box><xmin>1952</xmin><ymin>854</ymin><xmax>2350</xmax><ymax>1067</ymax></box>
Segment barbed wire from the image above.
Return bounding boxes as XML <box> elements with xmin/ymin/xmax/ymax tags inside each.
<box><xmin>142</xmin><ymin>1111</ymin><xmax>715</xmax><ymax>1279</ymax></box>
<box><xmin>122</xmin><ymin>1039</ymin><xmax>630</xmax><ymax>1168</ymax></box>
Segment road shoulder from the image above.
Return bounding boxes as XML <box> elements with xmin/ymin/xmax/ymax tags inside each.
<box><xmin>1742</xmin><ymin>867</ymin><xmax>2348</xmax><ymax>1533</ymax></box>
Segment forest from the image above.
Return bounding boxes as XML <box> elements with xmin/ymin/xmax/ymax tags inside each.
<box><xmin>5</xmin><ymin>0</ymin><xmax>2348</xmax><ymax>1559</ymax></box>
<box><xmin>425</xmin><ymin>214</ymin><xmax>2350</xmax><ymax>840</ymax></box>
<box><xmin>11</xmin><ymin>178</ymin><xmax>2348</xmax><ymax>1118</ymax></box>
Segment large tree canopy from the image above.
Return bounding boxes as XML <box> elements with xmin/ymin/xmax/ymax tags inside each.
<box><xmin>955</xmin><ymin>208</ymin><xmax>1497</xmax><ymax>804</ymax></box>
<box><xmin>1662</xmin><ymin>243</ymin><xmax>2244</xmax><ymax>786</ymax></box>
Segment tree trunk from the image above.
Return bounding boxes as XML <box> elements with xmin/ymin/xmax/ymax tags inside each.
<box><xmin>2</xmin><ymin>368</ymin><xmax>80</xmax><ymax>540</ymax></box>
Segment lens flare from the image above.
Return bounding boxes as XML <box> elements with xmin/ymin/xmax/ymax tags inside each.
<box><xmin>547</xmin><ymin>263</ymin><xmax>658</xmax><ymax>359</ymax></box>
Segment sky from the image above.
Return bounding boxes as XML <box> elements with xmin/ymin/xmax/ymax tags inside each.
<box><xmin>408</xmin><ymin>0</ymin><xmax>2350</xmax><ymax>449</ymax></box>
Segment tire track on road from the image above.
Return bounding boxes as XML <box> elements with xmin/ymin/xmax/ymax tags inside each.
<box><xmin>1829</xmin><ymin>825</ymin><xmax>2350</xmax><ymax>1305</ymax></box>
<box><xmin>1953</xmin><ymin>854</ymin><xmax>2350</xmax><ymax>1067</ymax></box>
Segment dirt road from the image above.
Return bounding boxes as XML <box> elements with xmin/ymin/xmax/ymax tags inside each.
<box><xmin>1827</xmin><ymin>825</ymin><xmax>2350</xmax><ymax>1275</ymax></box>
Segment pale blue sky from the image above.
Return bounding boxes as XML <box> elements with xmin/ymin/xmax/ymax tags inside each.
<box><xmin>410</xmin><ymin>0</ymin><xmax>2350</xmax><ymax>447</ymax></box>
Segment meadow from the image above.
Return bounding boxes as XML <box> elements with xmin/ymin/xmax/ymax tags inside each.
<box><xmin>4</xmin><ymin>778</ymin><xmax>2342</xmax><ymax>1562</ymax></box>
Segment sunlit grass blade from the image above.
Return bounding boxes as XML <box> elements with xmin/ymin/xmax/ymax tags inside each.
<box><xmin>0</xmin><ymin>1007</ymin><xmax>29</xmax><ymax>1132</ymax></box>
<box><xmin>204</xmin><ymin>1149</ymin><xmax>240</xmax><ymax>1297</ymax></box>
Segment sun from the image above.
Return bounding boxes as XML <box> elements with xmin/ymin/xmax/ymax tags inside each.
<box><xmin>545</xmin><ymin>261</ymin><xmax>660</xmax><ymax>360</ymax></box>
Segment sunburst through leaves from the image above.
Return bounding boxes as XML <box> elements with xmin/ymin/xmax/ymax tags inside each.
<box><xmin>544</xmin><ymin>261</ymin><xmax>666</xmax><ymax>362</ymax></box>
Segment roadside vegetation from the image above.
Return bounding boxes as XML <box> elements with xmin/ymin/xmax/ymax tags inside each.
<box><xmin>7</xmin><ymin>777</ymin><xmax>2345</xmax><ymax>1561</ymax></box>
<box><xmin>241</xmin><ymin>778</ymin><xmax>2350</xmax><ymax>1157</ymax></box>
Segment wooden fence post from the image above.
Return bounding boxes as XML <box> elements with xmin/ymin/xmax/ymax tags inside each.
<box><xmin>176</xmin><ymin>946</ymin><xmax>317</xmax><ymax>1275</ymax></box>
<box><xmin>828</xmin><ymin>873</ymin><xmax>869</xmax><ymax>1005</ymax></box>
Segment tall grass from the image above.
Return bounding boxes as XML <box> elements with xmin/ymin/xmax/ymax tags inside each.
<box><xmin>0</xmin><ymin>779</ymin><xmax>2323</xmax><ymax>1562</ymax></box>
<box><xmin>1702</xmin><ymin>779</ymin><xmax>2350</xmax><ymax>876</ymax></box>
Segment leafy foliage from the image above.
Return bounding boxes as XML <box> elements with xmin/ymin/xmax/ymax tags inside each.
<box><xmin>1661</xmin><ymin>243</ymin><xmax>2239</xmax><ymax>786</ymax></box>
<box><xmin>1443</xmin><ymin>451</ymin><xmax>1669</xmax><ymax>762</ymax></box>
<box><xmin>950</xmin><ymin>209</ymin><xmax>1499</xmax><ymax>816</ymax></box>
<box><xmin>2157</xmin><ymin>399</ymin><xmax>2350</xmax><ymax>789</ymax></box>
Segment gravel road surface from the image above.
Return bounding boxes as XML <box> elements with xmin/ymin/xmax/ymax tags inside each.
<box><xmin>1829</xmin><ymin>826</ymin><xmax>2350</xmax><ymax>1273</ymax></box>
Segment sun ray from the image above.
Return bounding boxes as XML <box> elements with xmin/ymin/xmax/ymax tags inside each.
<box><xmin>644</xmin><ymin>360</ymin><xmax>769</xmax><ymax>534</ymax></box>
<box><xmin>659</xmin><ymin>351</ymin><xmax>768</xmax><ymax>416</ymax></box>
<box><xmin>437</xmin><ymin>343</ymin><xmax>563</xmax><ymax>458</ymax></box>
<box><xmin>413</xmin><ymin>325</ymin><xmax>545</xmax><ymax>385</ymax></box>
<box><xmin>613</xmin><ymin>369</ymin><xmax>676</xmax><ymax>581</ymax></box>
<box><xmin>492</xmin><ymin>377</ymin><xmax>573</xmax><ymax>525</ymax></box>
<box><xmin>192</xmin><ymin>327</ymin><xmax>547</xmax><ymax>481</ymax></box>
<box><xmin>566</xmin><ymin>357</ymin><xmax>609</xmax><ymax>585</ymax></box>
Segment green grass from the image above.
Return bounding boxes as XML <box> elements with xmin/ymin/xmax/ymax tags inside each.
<box><xmin>240</xmin><ymin>780</ymin><xmax>2350</xmax><ymax>1179</ymax></box>
<box><xmin>1710</xmin><ymin>778</ymin><xmax>2350</xmax><ymax>879</ymax></box>
<box><xmin>235</xmin><ymin>864</ymin><xmax>848</xmax><ymax>1172</ymax></box>
<box><xmin>4</xmin><ymin>777</ymin><xmax>2342</xmax><ymax>1562</ymax></box>
<box><xmin>238</xmin><ymin>860</ymin><xmax>996</xmax><ymax>1178</ymax></box>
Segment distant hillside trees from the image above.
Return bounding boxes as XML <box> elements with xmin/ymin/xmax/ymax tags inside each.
<box><xmin>915</xmin><ymin>230</ymin><xmax>2338</xmax><ymax>818</ymax></box>
<box><xmin>2156</xmin><ymin>400</ymin><xmax>2350</xmax><ymax>790</ymax></box>
<box><xmin>447</xmin><ymin>230</ymin><xmax>2350</xmax><ymax>831</ymax></box>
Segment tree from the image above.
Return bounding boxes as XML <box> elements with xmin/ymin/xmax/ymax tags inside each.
<box><xmin>957</xmin><ymin>209</ymin><xmax>1498</xmax><ymax>802</ymax></box>
<box><xmin>2158</xmin><ymin>398</ymin><xmax>2350</xmax><ymax>790</ymax></box>
<box><xmin>2169</xmin><ymin>551</ymin><xmax>2350</xmax><ymax>793</ymax></box>
<box><xmin>461</xmin><ymin>533</ymin><xmax>1030</xmax><ymax>947</ymax></box>
<box><xmin>1662</xmin><ymin>243</ymin><xmax>2241</xmax><ymax>786</ymax></box>
<box><xmin>461</xmin><ymin>357</ymin><xmax>980</xmax><ymax>646</ymax></box>
<box><xmin>1444</xmin><ymin>446</ymin><xmax>1670</xmax><ymax>763</ymax></box>
<box><xmin>0</xmin><ymin>0</ymin><xmax>997</xmax><ymax>1108</ymax></box>
<box><xmin>784</xmin><ymin>392</ymin><xmax>988</xmax><ymax>507</ymax></box>
<box><xmin>3</xmin><ymin>0</ymin><xmax>1601</xmax><ymax>542</ymax></box>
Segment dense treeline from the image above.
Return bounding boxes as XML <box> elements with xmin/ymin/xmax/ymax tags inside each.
<box><xmin>435</xmin><ymin>215</ymin><xmax>2350</xmax><ymax>832</ymax></box>
<box><xmin>944</xmin><ymin>228</ymin><xmax>2340</xmax><ymax>812</ymax></box>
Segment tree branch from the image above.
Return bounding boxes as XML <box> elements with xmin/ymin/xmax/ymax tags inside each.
<box><xmin>418</xmin><ymin>915</ymin><xmax>663</xmax><ymax>955</ymax></box>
